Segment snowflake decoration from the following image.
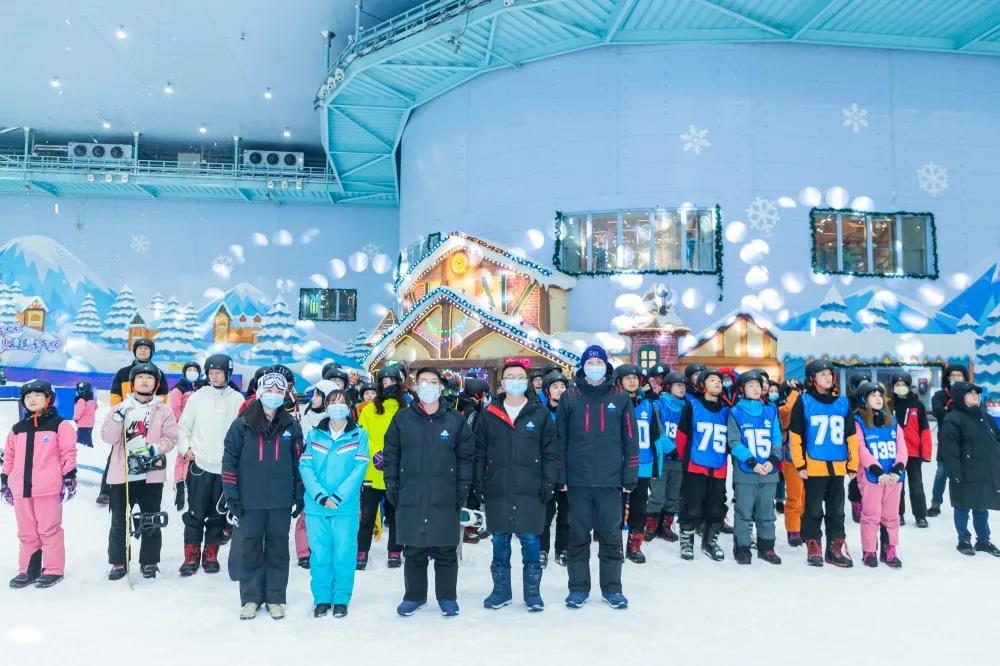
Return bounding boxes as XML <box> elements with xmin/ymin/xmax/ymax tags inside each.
<box><xmin>746</xmin><ymin>197</ymin><xmax>779</xmax><ymax>235</ymax></box>
<box><xmin>917</xmin><ymin>161</ymin><xmax>948</xmax><ymax>197</ymax></box>
<box><xmin>130</xmin><ymin>234</ymin><xmax>150</xmax><ymax>254</ymax></box>
<box><xmin>361</xmin><ymin>243</ymin><xmax>379</xmax><ymax>259</ymax></box>
<box><xmin>211</xmin><ymin>255</ymin><xmax>234</xmax><ymax>278</ymax></box>
<box><xmin>680</xmin><ymin>125</ymin><xmax>711</xmax><ymax>155</ymax></box>
<box><xmin>842</xmin><ymin>103</ymin><xmax>869</xmax><ymax>133</ymax></box>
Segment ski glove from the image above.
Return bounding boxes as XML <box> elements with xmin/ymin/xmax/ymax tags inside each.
<box><xmin>60</xmin><ymin>473</ymin><xmax>77</xmax><ymax>503</ymax></box>
<box><xmin>372</xmin><ymin>451</ymin><xmax>384</xmax><ymax>471</ymax></box>
<box><xmin>0</xmin><ymin>474</ymin><xmax>11</xmax><ymax>506</ymax></box>
<box><xmin>291</xmin><ymin>499</ymin><xmax>304</xmax><ymax>519</ymax></box>
<box><xmin>112</xmin><ymin>404</ymin><xmax>132</xmax><ymax>423</ymax></box>
<box><xmin>175</xmin><ymin>481</ymin><xmax>186</xmax><ymax>511</ymax></box>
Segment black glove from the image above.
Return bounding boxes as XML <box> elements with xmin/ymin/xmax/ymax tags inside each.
<box><xmin>474</xmin><ymin>486</ymin><xmax>486</xmax><ymax>506</ymax></box>
<box><xmin>386</xmin><ymin>483</ymin><xmax>399</xmax><ymax>506</ymax></box>
<box><xmin>291</xmin><ymin>499</ymin><xmax>304</xmax><ymax>518</ymax></box>
<box><xmin>228</xmin><ymin>501</ymin><xmax>243</xmax><ymax>518</ymax></box>
<box><xmin>890</xmin><ymin>462</ymin><xmax>906</xmax><ymax>475</ymax></box>
<box><xmin>539</xmin><ymin>483</ymin><xmax>554</xmax><ymax>504</ymax></box>
<box><xmin>867</xmin><ymin>464</ymin><xmax>883</xmax><ymax>479</ymax></box>
<box><xmin>174</xmin><ymin>481</ymin><xmax>186</xmax><ymax>511</ymax></box>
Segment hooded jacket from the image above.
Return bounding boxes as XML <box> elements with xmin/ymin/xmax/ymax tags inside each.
<box><xmin>299</xmin><ymin>418</ymin><xmax>369</xmax><ymax>517</ymax></box>
<box><xmin>109</xmin><ymin>359</ymin><xmax>168</xmax><ymax>406</ymax></box>
<box><xmin>100</xmin><ymin>397</ymin><xmax>179</xmax><ymax>485</ymax></box>
<box><xmin>555</xmin><ymin>369</ymin><xmax>639</xmax><ymax>488</ymax></box>
<box><xmin>2</xmin><ymin>408</ymin><xmax>77</xmax><ymax>499</ymax></box>
<box><xmin>177</xmin><ymin>384</ymin><xmax>246</xmax><ymax>475</ymax></box>
<box><xmin>891</xmin><ymin>392</ymin><xmax>933</xmax><ymax>461</ymax></box>
<box><xmin>221</xmin><ymin>403</ymin><xmax>304</xmax><ymax>513</ymax></box>
<box><xmin>931</xmin><ymin>364</ymin><xmax>968</xmax><ymax>423</ymax></box>
<box><xmin>938</xmin><ymin>382</ymin><xmax>1000</xmax><ymax>511</ymax></box>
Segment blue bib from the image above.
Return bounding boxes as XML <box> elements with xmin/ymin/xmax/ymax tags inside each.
<box><xmin>731</xmin><ymin>404</ymin><xmax>779</xmax><ymax>474</ymax></box>
<box><xmin>632</xmin><ymin>398</ymin><xmax>656</xmax><ymax>478</ymax></box>
<box><xmin>802</xmin><ymin>394</ymin><xmax>849</xmax><ymax>462</ymax></box>
<box><xmin>689</xmin><ymin>399</ymin><xmax>729</xmax><ymax>470</ymax></box>
<box><xmin>856</xmin><ymin>416</ymin><xmax>904</xmax><ymax>483</ymax></box>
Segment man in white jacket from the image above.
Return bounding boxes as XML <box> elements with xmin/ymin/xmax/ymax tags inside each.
<box><xmin>177</xmin><ymin>354</ymin><xmax>245</xmax><ymax>576</ymax></box>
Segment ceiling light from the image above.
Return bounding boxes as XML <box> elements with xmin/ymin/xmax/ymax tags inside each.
<box><xmin>282</xmin><ymin>128</ymin><xmax>291</xmax><ymax>138</ymax></box>
<box><xmin>50</xmin><ymin>76</ymin><xmax>61</xmax><ymax>88</ymax></box>
<box><xmin>163</xmin><ymin>82</ymin><xmax>174</xmax><ymax>94</ymax></box>
<box><xmin>101</xmin><ymin>120</ymin><xmax>111</xmax><ymax>129</ymax></box>
<box><xmin>115</xmin><ymin>25</ymin><xmax>127</xmax><ymax>39</ymax></box>
<box><xmin>198</xmin><ymin>126</ymin><xmax>208</xmax><ymax>135</ymax></box>
<box><xmin>264</xmin><ymin>87</ymin><xmax>273</xmax><ymax>100</ymax></box>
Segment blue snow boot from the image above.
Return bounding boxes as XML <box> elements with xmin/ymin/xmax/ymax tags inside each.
<box><xmin>396</xmin><ymin>600</ymin><xmax>426</xmax><ymax>617</ymax></box>
<box><xmin>438</xmin><ymin>599</ymin><xmax>460</xmax><ymax>617</ymax></box>
<box><xmin>602</xmin><ymin>592</ymin><xmax>629</xmax><ymax>609</ymax></box>
<box><xmin>523</xmin><ymin>563</ymin><xmax>544</xmax><ymax>612</ymax></box>
<box><xmin>565</xmin><ymin>591</ymin><xmax>588</xmax><ymax>609</ymax></box>
<box><xmin>483</xmin><ymin>563</ymin><xmax>512</xmax><ymax>609</ymax></box>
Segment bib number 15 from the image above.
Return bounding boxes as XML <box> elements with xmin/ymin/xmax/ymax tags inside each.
<box><xmin>696</xmin><ymin>423</ymin><xmax>727</xmax><ymax>454</ymax></box>
<box><xmin>809</xmin><ymin>415</ymin><xmax>845</xmax><ymax>446</ymax></box>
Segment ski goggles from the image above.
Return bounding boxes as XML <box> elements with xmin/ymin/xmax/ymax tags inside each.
<box><xmin>257</xmin><ymin>372</ymin><xmax>289</xmax><ymax>393</ymax></box>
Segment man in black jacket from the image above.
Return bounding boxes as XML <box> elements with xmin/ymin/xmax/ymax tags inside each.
<box><xmin>474</xmin><ymin>362</ymin><xmax>558</xmax><ymax>612</ymax></box>
<box><xmin>938</xmin><ymin>381</ymin><xmax>1000</xmax><ymax>556</ymax></box>
<box><xmin>558</xmin><ymin>345</ymin><xmax>639</xmax><ymax>610</ymax></box>
<box><xmin>930</xmin><ymin>364</ymin><xmax>970</xmax><ymax>516</ymax></box>
<box><xmin>383</xmin><ymin>367</ymin><xmax>474</xmax><ymax>618</ymax></box>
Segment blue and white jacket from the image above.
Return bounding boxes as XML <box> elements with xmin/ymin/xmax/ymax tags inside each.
<box><xmin>299</xmin><ymin>417</ymin><xmax>370</xmax><ymax>518</ymax></box>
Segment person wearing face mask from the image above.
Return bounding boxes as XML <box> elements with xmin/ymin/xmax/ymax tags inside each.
<box><xmin>301</xmin><ymin>380</ymin><xmax>338</xmax><ymax>433</ymax></box>
<box><xmin>168</xmin><ymin>361</ymin><xmax>204</xmax><ymax>513</ymax></box>
<box><xmin>355</xmin><ymin>367</ymin><xmax>406</xmax><ymax>570</ymax></box>
<box><xmin>788</xmin><ymin>359</ymin><xmax>859</xmax><ymax>568</ymax></box>
<box><xmin>888</xmin><ymin>371</ymin><xmax>932</xmax><ymax>529</ymax></box>
<box><xmin>222</xmin><ymin>368</ymin><xmax>304</xmax><ymax>620</ymax></box>
<box><xmin>930</xmin><ymin>364</ymin><xmax>970</xmax><ymax>517</ymax></box>
<box><xmin>383</xmin><ymin>367</ymin><xmax>474</xmax><ymax>618</ymax></box>
<box><xmin>473</xmin><ymin>362</ymin><xmax>558</xmax><ymax>611</ymax></box>
<box><xmin>938</xmin><ymin>381</ymin><xmax>1000</xmax><ymax>556</ymax></box>
<box><xmin>557</xmin><ymin>346</ymin><xmax>638</xmax><ymax>610</ymax></box>
<box><xmin>176</xmin><ymin>353</ymin><xmax>245</xmax><ymax>576</ymax></box>
<box><xmin>645</xmin><ymin>372</ymin><xmax>686</xmax><ymax>543</ymax></box>
<box><xmin>765</xmin><ymin>379</ymin><xmax>787</xmax><ymax>513</ymax></box>
<box><xmin>718</xmin><ymin>368</ymin><xmax>738</xmax><ymax>407</ymax></box>
<box><xmin>100</xmin><ymin>363</ymin><xmax>179</xmax><ymax>580</ymax></box>
<box><xmin>540</xmin><ymin>371</ymin><xmax>570</xmax><ymax>567</ymax></box>
<box><xmin>299</xmin><ymin>390</ymin><xmax>369</xmax><ymax>618</ymax></box>
<box><xmin>456</xmin><ymin>376</ymin><xmax>492</xmax><ymax>545</ymax></box>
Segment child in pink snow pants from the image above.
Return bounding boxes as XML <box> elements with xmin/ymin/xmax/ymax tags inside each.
<box><xmin>2</xmin><ymin>380</ymin><xmax>78</xmax><ymax>588</ymax></box>
<box><xmin>854</xmin><ymin>383</ymin><xmax>907</xmax><ymax>569</ymax></box>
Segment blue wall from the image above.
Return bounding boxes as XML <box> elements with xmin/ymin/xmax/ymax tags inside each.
<box><xmin>399</xmin><ymin>43</ymin><xmax>1000</xmax><ymax>334</ymax></box>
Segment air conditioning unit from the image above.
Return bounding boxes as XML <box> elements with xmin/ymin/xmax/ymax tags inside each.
<box><xmin>68</xmin><ymin>142</ymin><xmax>132</xmax><ymax>161</ymax></box>
<box><xmin>242</xmin><ymin>150</ymin><xmax>304</xmax><ymax>170</ymax></box>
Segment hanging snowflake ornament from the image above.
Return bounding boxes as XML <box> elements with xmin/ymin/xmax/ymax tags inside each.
<box><xmin>746</xmin><ymin>197</ymin><xmax>779</xmax><ymax>235</ymax></box>
<box><xmin>211</xmin><ymin>254</ymin><xmax>234</xmax><ymax>278</ymax></box>
<box><xmin>680</xmin><ymin>125</ymin><xmax>711</xmax><ymax>155</ymax></box>
<box><xmin>130</xmin><ymin>234</ymin><xmax>150</xmax><ymax>253</ymax></box>
<box><xmin>842</xmin><ymin>103</ymin><xmax>869</xmax><ymax>133</ymax></box>
<box><xmin>917</xmin><ymin>161</ymin><xmax>948</xmax><ymax>197</ymax></box>
<box><xmin>361</xmin><ymin>243</ymin><xmax>379</xmax><ymax>259</ymax></box>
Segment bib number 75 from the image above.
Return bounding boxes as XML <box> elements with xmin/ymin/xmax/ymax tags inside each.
<box><xmin>696</xmin><ymin>423</ymin><xmax>727</xmax><ymax>454</ymax></box>
<box><xmin>809</xmin><ymin>415</ymin><xmax>845</xmax><ymax>446</ymax></box>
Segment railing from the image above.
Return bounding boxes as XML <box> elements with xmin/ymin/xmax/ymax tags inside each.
<box><xmin>0</xmin><ymin>150</ymin><xmax>339</xmax><ymax>185</ymax></box>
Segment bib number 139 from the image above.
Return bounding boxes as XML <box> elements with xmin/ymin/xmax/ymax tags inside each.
<box><xmin>810</xmin><ymin>415</ymin><xmax>845</xmax><ymax>446</ymax></box>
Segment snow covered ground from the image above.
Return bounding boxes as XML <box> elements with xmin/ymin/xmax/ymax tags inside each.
<box><xmin>0</xmin><ymin>396</ymin><xmax>997</xmax><ymax>666</ymax></box>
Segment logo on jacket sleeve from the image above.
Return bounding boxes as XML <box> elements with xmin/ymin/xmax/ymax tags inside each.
<box><xmin>607</xmin><ymin>402</ymin><xmax>617</xmax><ymax>412</ymax></box>
<box><xmin>440</xmin><ymin>429</ymin><xmax>450</xmax><ymax>440</ymax></box>
<box><xmin>525</xmin><ymin>421</ymin><xmax>535</xmax><ymax>432</ymax></box>
<box><xmin>41</xmin><ymin>434</ymin><xmax>51</xmax><ymax>443</ymax></box>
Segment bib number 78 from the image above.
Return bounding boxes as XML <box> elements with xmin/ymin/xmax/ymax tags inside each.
<box><xmin>809</xmin><ymin>415</ymin><xmax>845</xmax><ymax>446</ymax></box>
<box><xmin>696</xmin><ymin>423</ymin><xmax>727</xmax><ymax>454</ymax></box>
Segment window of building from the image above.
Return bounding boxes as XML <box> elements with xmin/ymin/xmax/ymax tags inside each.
<box><xmin>298</xmin><ymin>288</ymin><xmax>357</xmax><ymax>322</ymax></box>
<box><xmin>637</xmin><ymin>345</ymin><xmax>659</xmax><ymax>369</ymax></box>
<box><xmin>810</xmin><ymin>209</ymin><xmax>937</xmax><ymax>278</ymax></box>
<box><xmin>556</xmin><ymin>206</ymin><xmax>719</xmax><ymax>275</ymax></box>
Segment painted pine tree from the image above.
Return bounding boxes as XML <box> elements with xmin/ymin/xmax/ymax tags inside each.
<box><xmin>975</xmin><ymin>303</ymin><xmax>1000</xmax><ymax>397</ymax></box>
<box><xmin>148</xmin><ymin>293</ymin><xmax>167</xmax><ymax>322</ymax></box>
<box><xmin>72</xmin><ymin>293</ymin><xmax>103</xmax><ymax>337</ymax></box>
<box><xmin>253</xmin><ymin>297</ymin><xmax>300</xmax><ymax>360</ymax></box>
<box><xmin>344</xmin><ymin>328</ymin><xmax>369</xmax><ymax>364</ymax></box>
<box><xmin>155</xmin><ymin>308</ymin><xmax>198</xmax><ymax>358</ymax></box>
<box><xmin>859</xmin><ymin>292</ymin><xmax>890</xmax><ymax>329</ymax></box>
<box><xmin>815</xmin><ymin>286</ymin><xmax>853</xmax><ymax>329</ymax></box>
<box><xmin>0</xmin><ymin>283</ymin><xmax>16</xmax><ymax>326</ymax></box>
<box><xmin>101</xmin><ymin>285</ymin><xmax>138</xmax><ymax>346</ymax></box>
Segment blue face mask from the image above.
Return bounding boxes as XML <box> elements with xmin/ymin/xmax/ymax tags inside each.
<box><xmin>504</xmin><ymin>379</ymin><xmax>528</xmax><ymax>396</ymax></box>
<box><xmin>768</xmin><ymin>392</ymin><xmax>780</xmax><ymax>402</ymax></box>
<box><xmin>326</xmin><ymin>403</ymin><xmax>350</xmax><ymax>421</ymax></box>
<box><xmin>723</xmin><ymin>380</ymin><xmax>733</xmax><ymax>389</ymax></box>
<box><xmin>259</xmin><ymin>393</ymin><xmax>285</xmax><ymax>411</ymax></box>
<box><xmin>417</xmin><ymin>383</ymin><xmax>441</xmax><ymax>404</ymax></box>
<box><xmin>583</xmin><ymin>365</ymin><xmax>606</xmax><ymax>382</ymax></box>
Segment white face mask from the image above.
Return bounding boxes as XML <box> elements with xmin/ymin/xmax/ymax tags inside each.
<box><xmin>185</xmin><ymin>371</ymin><xmax>199</xmax><ymax>383</ymax></box>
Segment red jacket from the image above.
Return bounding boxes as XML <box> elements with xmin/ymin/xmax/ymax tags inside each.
<box><xmin>893</xmin><ymin>394</ymin><xmax>932</xmax><ymax>461</ymax></box>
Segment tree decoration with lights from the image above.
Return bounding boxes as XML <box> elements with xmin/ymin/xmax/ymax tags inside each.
<box><xmin>808</xmin><ymin>208</ymin><xmax>939</xmax><ymax>280</ymax></box>
<box><xmin>552</xmin><ymin>204</ymin><xmax>725</xmax><ymax>301</ymax></box>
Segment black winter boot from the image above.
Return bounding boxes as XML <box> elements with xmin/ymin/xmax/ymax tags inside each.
<box><xmin>734</xmin><ymin>545</ymin><xmax>752</xmax><ymax>565</ymax></box>
<box><xmin>9</xmin><ymin>550</ymin><xmax>42</xmax><ymax>588</ymax></box>
<box><xmin>757</xmin><ymin>538</ymin><xmax>782</xmax><ymax>565</ymax></box>
<box><xmin>975</xmin><ymin>541</ymin><xmax>1000</xmax><ymax>557</ymax></box>
<box><xmin>701</xmin><ymin>524</ymin><xmax>725</xmax><ymax>561</ymax></box>
<box><xmin>680</xmin><ymin>530</ymin><xmax>695</xmax><ymax>561</ymax></box>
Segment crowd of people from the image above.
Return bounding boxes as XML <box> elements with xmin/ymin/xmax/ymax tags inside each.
<box><xmin>3</xmin><ymin>336</ymin><xmax>999</xmax><ymax>619</ymax></box>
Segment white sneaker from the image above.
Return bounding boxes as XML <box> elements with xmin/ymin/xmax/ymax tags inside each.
<box><xmin>266</xmin><ymin>603</ymin><xmax>286</xmax><ymax>620</ymax></box>
<box><xmin>240</xmin><ymin>603</ymin><xmax>259</xmax><ymax>620</ymax></box>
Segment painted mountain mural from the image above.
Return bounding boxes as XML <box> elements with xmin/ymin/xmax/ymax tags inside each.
<box><xmin>0</xmin><ymin>235</ymin><xmax>116</xmax><ymax>314</ymax></box>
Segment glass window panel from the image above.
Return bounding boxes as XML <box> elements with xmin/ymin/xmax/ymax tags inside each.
<box><xmin>871</xmin><ymin>215</ymin><xmax>897</xmax><ymax>274</ymax></box>
<box><xmin>697</xmin><ymin>210</ymin><xmax>715</xmax><ymax>270</ymax></box>
<box><xmin>590</xmin><ymin>212</ymin><xmax>618</xmax><ymax>272</ymax></box>
<box><xmin>653</xmin><ymin>208</ymin><xmax>682</xmax><ymax>269</ymax></box>
<box><xmin>620</xmin><ymin>211</ymin><xmax>650</xmax><ymax>270</ymax></box>
<box><xmin>841</xmin><ymin>214</ymin><xmax>868</xmax><ymax>273</ymax></box>
<box><xmin>812</xmin><ymin>212</ymin><xmax>838</xmax><ymax>272</ymax></box>
<box><xmin>901</xmin><ymin>215</ymin><xmax>928</xmax><ymax>274</ymax></box>
<box><xmin>683</xmin><ymin>210</ymin><xmax>701</xmax><ymax>270</ymax></box>
<box><xmin>559</xmin><ymin>215</ymin><xmax>587</xmax><ymax>272</ymax></box>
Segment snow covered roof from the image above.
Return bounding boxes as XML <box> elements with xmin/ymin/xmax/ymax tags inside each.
<box><xmin>364</xmin><ymin>286</ymin><xmax>581</xmax><ymax>370</ymax></box>
<box><xmin>778</xmin><ymin>329</ymin><xmax>976</xmax><ymax>365</ymax></box>
<box><xmin>11</xmin><ymin>294</ymin><xmax>47</xmax><ymax>311</ymax></box>
<box><xmin>395</xmin><ymin>233</ymin><xmax>577</xmax><ymax>296</ymax></box>
<box><xmin>684</xmin><ymin>308</ymin><xmax>777</xmax><ymax>355</ymax></box>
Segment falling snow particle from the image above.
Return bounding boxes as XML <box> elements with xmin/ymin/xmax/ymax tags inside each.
<box><xmin>917</xmin><ymin>161</ymin><xmax>948</xmax><ymax>197</ymax></box>
<box><xmin>746</xmin><ymin>197</ymin><xmax>779</xmax><ymax>235</ymax></box>
<box><xmin>211</xmin><ymin>254</ymin><xmax>234</xmax><ymax>278</ymax></box>
<box><xmin>842</xmin><ymin>103</ymin><xmax>869</xmax><ymax>133</ymax></box>
<box><xmin>130</xmin><ymin>234</ymin><xmax>150</xmax><ymax>254</ymax></box>
<box><xmin>680</xmin><ymin>125</ymin><xmax>711</xmax><ymax>155</ymax></box>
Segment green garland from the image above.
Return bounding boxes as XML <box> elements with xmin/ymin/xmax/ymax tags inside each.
<box><xmin>552</xmin><ymin>205</ymin><xmax>725</xmax><ymax>301</ymax></box>
<box><xmin>808</xmin><ymin>207</ymin><xmax>939</xmax><ymax>279</ymax></box>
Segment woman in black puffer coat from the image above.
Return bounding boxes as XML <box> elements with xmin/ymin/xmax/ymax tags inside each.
<box><xmin>938</xmin><ymin>382</ymin><xmax>1000</xmax><ymax>556</ymax></box>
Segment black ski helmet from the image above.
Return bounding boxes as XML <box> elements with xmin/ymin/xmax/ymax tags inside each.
<box><xmin>684</xmin><ymin>363</ymin><xmax>707</xmax><ymax>384</ymax></box>
<box><xmin>357</xmin><ymin>381</ymin><xmax>377</xmax><ymax>398</ymax></box>
<box><xmin>463</xmin><ymin>377</ymin><xmax>490</xmax><ymax>398</ymax></box>
<box><xmin>889</xmin><ymin>369</ymin><xmax>913</xmax><ymax>389</ymax></box>
<box><xmin>132</xmin><ymin>337</ymin><xmax>155</xmax><ymax>358</ymax></box>
<box><xmin>697</xmin><ymin>368</ymin><xmax>724</xmax><ymax>391</ymax></box>
<box><xmin>855</xmin><ymin>381</ymin><xmax>886</xmax><ymax>409</ymax></box>
<box><xmin>75</xmin><ymin>381</ymin><xmax>92</xmax><ymax>397</ymax></box>
<box><xmin>324</xmin><ymin>367</ymin><xmax>350</xmax><ymax>387</ymax></box>
<box><xmin>737</xmin><ymin>369</ymin><xmax>766</xmax><ymax>394</ymax></box>
<box><xmin>805</xmin><ymin>358</ymin><xmax>835</xmax><ymax>380</ymax></box>
<box><xmin>662</xmin><ymin>371</ymin><xmax>686</xmax><ymax>390</ymax></box>
<box><xmin>20</xmin><ymin>379</ymin><xmax>54</xmax><ymax>408</ymax></box>
<box><xmin>321</xmin><ymin>361</ymin><xmax>342</xmax><ymax>378</ymax></box>
<box><xmin>204</xmin><ymin>354</ymin><xmax>234</xmax><ymax>381</ymax></box>
<box><xmin>181</xmin><ymin>361</ymin><xmax>202</xmax><ymax>377</ymax></box>
<box><xmin>542</xmin><ymin>371</ymin><xmax>567</xmax><ymax>396</ymax></box>
<box><xmin>645</xmin><ymin>363</ymin><xmax>669</xmax><ymax>380</ymax></box>
<box><xmin>614</xmin><ymin>364</ymin><xmax>643</xmax><ymax>385</ymax></box>
<box><xmin>129</xmin><ymin>362</ymin><xmax>161</xmax><ymax>391</ymax></box>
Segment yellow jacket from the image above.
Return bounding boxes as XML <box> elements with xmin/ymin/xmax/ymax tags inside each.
<box><xmin>357</xmin><ymin>398</ymin><xmax>400</xmax><ymax>490</ymax></box>
<box><xmin>788</xmin><ymin>388</ymin><xmax>859</xmax><ymax>477</ymax></box>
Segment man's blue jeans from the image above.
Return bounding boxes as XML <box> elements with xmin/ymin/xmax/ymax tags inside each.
<box><xmin>492</xmin><ymin>532</ymin><xmax>541</xmax><ymax>567</ymax></box>
<box><xmin>931</xmin><ymin>463</ymin><xmax>948</xmax><ymax>506</ymax></box>
<box><xmin>954</xmin><ymin>508</ymin><xmax>990</xmax><ymax>544</ymax></box>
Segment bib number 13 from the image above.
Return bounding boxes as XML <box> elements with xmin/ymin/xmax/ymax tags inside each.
<box><xmin>696</xmin><ymin>423</ymin><xmax>727</xmax><ymax>453</ymax></box>
<box><xmin>810</xmin><ymin>415</ymin><xmax>845</xmax><ymax>446</ymax></box>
